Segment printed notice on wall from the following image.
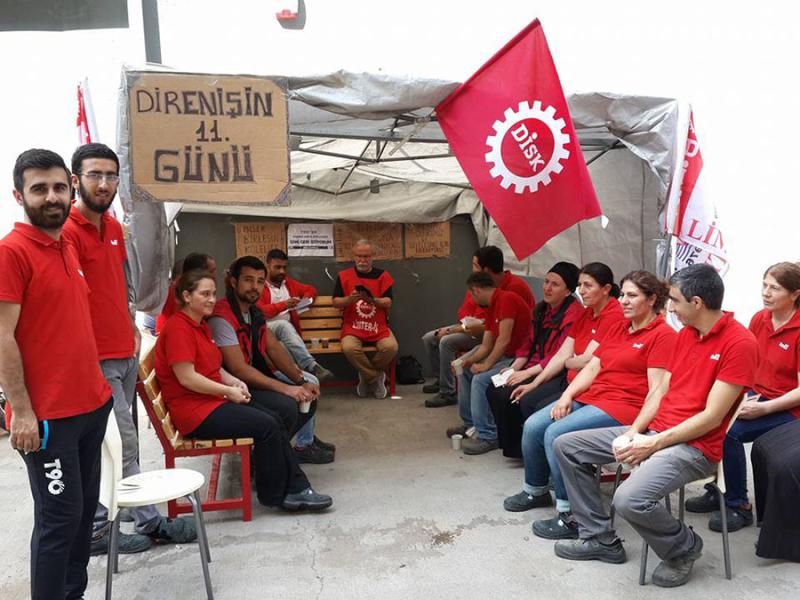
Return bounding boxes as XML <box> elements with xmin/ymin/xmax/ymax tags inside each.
<box><xmin>126</xmin><ymin>70</ymin><xmax>289</xmax><ymax>205</ymax></box>
<box><xmin>287</xmin><ymin>223</ymin><xmax>334</xmax><ymax>257</ymax></box>
<box><xmin>234</xmin><ymin>222</ymin><xmax>286</xmax><ymax>258</ymax></box>
<box><xmin>404</xmin><ymin>222</ymin><xmax>451</xmax><ymax>258</ymax></box>
<box><xmin>334</xmin><ymin>222</ymin><xmax>403</xmax><ymax>262</ymax></box>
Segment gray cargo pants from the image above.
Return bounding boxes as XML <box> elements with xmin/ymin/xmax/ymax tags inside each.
<box><xmin>555</xmin><ymin>425</ymin><xmax>715</xmax><ymax>560</ymax></box>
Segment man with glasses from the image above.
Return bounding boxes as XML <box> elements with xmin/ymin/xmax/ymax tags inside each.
<box><xmin>62</xmin><ymin>143</ymin><xmax>197</xmax><ymax>557</ymax></box>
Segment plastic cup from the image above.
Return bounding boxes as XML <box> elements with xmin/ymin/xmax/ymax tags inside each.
<box><xmin>452</xmin><ymin>358</ymin><xmax>464</xmax><ymax>376</ymax></box>
<box><xmin>451</xmin><ymin>434</ymin><xmax>463</xmax><ymax>450</ymax></box>
<box><xmin>612</xmin><ymin>435</ymin><xmax>632</xmax><ymax>452</ymax></box>
<box><xmin>311</xmin><ymin>338</ymin><xmax>321</xmax><ymax>349</ymax></box>
<box><xmin>299</xmin><ymin>401</ymin><xmax>311</xmax><ymax>414</ymax></box>
<box><xmin>321</xmin><ymin>338</ymin><xmax>330</xmax><ymax>349</ymax></box>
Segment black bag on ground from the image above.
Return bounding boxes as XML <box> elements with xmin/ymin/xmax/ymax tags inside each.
<box><xmin>396</xmin><ymin>355</ymin><xmax>425</xmax><ymax>384</ymax></box>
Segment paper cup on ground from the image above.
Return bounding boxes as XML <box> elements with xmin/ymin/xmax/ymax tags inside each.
<box><xmin>451</xmin><ymin>434</ymin><xmax>463</xmax><ymax>450</ymax></box>
<box><xmin>299</xmin><ymin>401</ymin><xmax>311</xmax><ymax>414</ymax></box>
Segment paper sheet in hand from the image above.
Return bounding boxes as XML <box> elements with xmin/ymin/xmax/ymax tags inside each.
<box><xmin>279</xmin><ymin>297</ymin><xmax>313</xmax><ymax>316</ymax></box>
<box><xmin>460</xmin><ymin>316</ymin><xmax>485</xmax><ymax>327</ymax></box>
<box><xmin>491</xmin><ymin>370</ymin><xmax>513</xmax><ymax>388</ymax></box>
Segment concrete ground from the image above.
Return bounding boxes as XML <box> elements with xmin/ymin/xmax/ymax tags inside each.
<box><xmin>1</xmin><ymin>385</ymin><xmax>797</xmax><ymax>600</ymax></box>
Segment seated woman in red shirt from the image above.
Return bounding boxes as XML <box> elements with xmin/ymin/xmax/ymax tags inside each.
<box><xmin>155</xmin><ymin>269</ymin><xmax>332</xmax><ymax>511</ymax></box>
<box><xmin>487</xmin><ymin>262</ymin><xmax>623</xmax><ymax>457</ymax></box>
<box><xmin>686</xmin><ymin>261</ymin><xmax>800</xmax><ymax>532</ymax></box>
<box><xmin>507</xmin><ymin>271</ymin><xmax>676</xmax><ymax>541</ymax></box>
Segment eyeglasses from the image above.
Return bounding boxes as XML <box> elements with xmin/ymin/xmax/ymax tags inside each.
<box><xmin>79</xmin><ymin>172</ymin><xmax>120</xmax><ymax>184</ymax></box>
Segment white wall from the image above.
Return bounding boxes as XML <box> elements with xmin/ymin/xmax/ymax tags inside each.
<box><xmin>2</xmin><ymin>0</ymin><xmax>799</xmax><ymax>321</ymax></box>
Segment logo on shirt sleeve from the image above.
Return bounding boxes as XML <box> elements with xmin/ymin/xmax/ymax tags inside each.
<box><xmin>709</xmin><ymin>353</ymin><xmax>721</xmax><ymax>361</ymax></box>
<box><xmin>632</xmin><ymin>343</ymin><xmax>644</xmax><ymax>349</ymax></box>
<box><xmin>110</xmin><ymin>239</ymin><xmax>119</xmax><ymax>246</ymax></box>
<box><xmin>779</xmin><ymin>342</ymin><xmax>790</xmax><ymax>351</ymax></box>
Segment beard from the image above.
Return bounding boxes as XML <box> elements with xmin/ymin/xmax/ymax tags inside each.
<box><xmin>235</xmin><ymin>288</ymin><xmax>261</xmax><ymax>306</ymax></box>
<box><xmin>22</xmin><ymin>198</ymin><xmax>70</xmax><ymax>230</ymax></box>
<box><xmin>78</xmin><ymin>181</ymin><xmax>115</xmax><ymax>214</ymax></box>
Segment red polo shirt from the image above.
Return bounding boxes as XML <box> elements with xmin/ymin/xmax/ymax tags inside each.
<box><xmin>567</xmin><ymin>298</ymin><xmax>626</xmax><ymax>382</ymax></box>
<box><xmin>498</xmin><ymin>271</ymin><xmax>536</xmax><ymax>309</ymax></box>
<box><xmin>650</xmin><ymin>312</ymin><xmax>758</xmax><ymax>462</ymax></box>
<box><xmin>457</xmin><ymin>290</ymin><xmax>489</xmax><ymax>322</ymax></box>
<box><xmin>155</xmin><ymin>312</ymin><xmax>225</xmax><ymax>435</ymax></box>
<box><xmin>579</xmin><ymin>316</ymin><xmax>677</xmax><ymax>424</ymax></box>
<box><xmin>0</xmin><ymin>223</ymin><xmax>110</xmax><ymax>425</ymax></box>
<box><xmin>62</xmin><ymin>206</ymin><xmax>134</xmax><ymax>360</ymax></box>
<box><xmin>486</xmin><ymin>289</ymin><xmax>532</xmax><ymax>357</ymax></box>
<box><xmin>749</xmin><ymin>307</ymin><xmax>800</xmax><ymax>417</ymax></box>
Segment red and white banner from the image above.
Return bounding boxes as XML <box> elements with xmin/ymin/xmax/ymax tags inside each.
<box><xmin>77</xmin><ymin>78</ymin><xmax>98</xmax><ymax>144</ymax></box>
<box><xmin>437</xmin><ymin>19</ymin><xmax>601</xmax><ymax>260</ymax></box>
<box><xmin>671</xmin><ymin>112</ymin><xmax>728</xmax><ymax>275</ymax></box>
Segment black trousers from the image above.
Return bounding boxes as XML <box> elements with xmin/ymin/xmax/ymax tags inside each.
<box><xmin>21</xmin><ymin>397</ymin><xmax>112</xmax><ymax>600</ymax></box>
<box><xmin>248</xmin><ymin>388</ymin><xmax>315</xmax><ymax>438</ymax></box>
<box><xmin>189</xmin><ymin>402</ymin><xmax>310</xmax><ymax>507</ymax></box>
<box><xmin>486</xmin><ymin>373</ymin><xmax>567</xmax><ymax>458</ymax></box>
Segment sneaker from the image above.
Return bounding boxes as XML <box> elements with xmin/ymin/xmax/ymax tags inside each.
<box><xmin>312</xmin><ymin>364</ymin><xmax>335</xmax><ymax>383</ymax></box>
<box><xmin>554</xmin><ymin>537</ymin><xmax>627</xmax><ymax>564</ymax></box>
<box><xmin>533</xmin><ymin>512</ymin><xmax>580</xmax><ymax>539</ymax></box>
<box><xmin>313</xmin><ymin>436</ymin><xmax>336</xmax><ymax>452</ymax></box>
<box><xmin>446</xmin><ymin>424</ymin><xmax>467</xmax><ymax>438</ymax></box>
<box><xmin>281</xmin><ymin>487</ymin><xmax>333</xmax><ymax>512</ymax></box>
<box><xmin>422</xmin><ymin>379</ymin><xmax>440</xmax><ymax>394</ymax></box>
<box><xmin>652</xmin><ymin>529</ymin><xmax>704</xmax><ymax>587</ymax></box>
<box><xmin>148</xmin><ymin>516</ymin><xmax>198</xmax><ymax>544</ymax></box>
<box><xmin>356</xmin><ymin>372</ymin><xmax>369</xmax><ymax>397</ymax></box>
<box><xmin>294</xmin><ymin>441</ymin><xmax>335</xmax><ymax>464</ymax></box>
<box><xmin>90</xmin><ymin>531</ymin><xmax>152</xmax><ymax>556</ymax></box>
<box><xmin>425</xmin><ymin>392</ymin><xmax>457</xmax><ymax>408</ymax></box>
<box><xmin>685</xmin><ymin>485</ymin><xmax>718</xmax><ymax>513</ymax></box>
<box><xmin>503</xmin><ymin>490</ymin><xmax>553</xmax><ymax>512</ymax></box>
<box><xmin>462</xmin><ymin>437</ymin><xmax>499</xmax><ymax>455</ymax></box>
<box><xmin>709</xmin><ymin>505</ymin><xmax>753</xmax><ymax>532</ymax></box>
<box><xmin>374</xmin><ymin>373</ymin><xmax>388</xmax><ymax>399</ymax></box>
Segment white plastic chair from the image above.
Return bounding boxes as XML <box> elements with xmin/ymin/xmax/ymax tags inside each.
<box><xmin>100</xmin><ymin>412</ymin><xmax>214</xmax><ymax>600</ymax></box>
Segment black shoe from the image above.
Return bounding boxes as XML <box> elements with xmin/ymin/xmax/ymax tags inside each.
<box><xmin>313</xmin><ymin>436</ymin><xmax>336</xmax><ymax>452</ymax></box>
<box><xmin>533</xmin><ymin>512</ymin><xmax>580</xmax><ymax>539</ymax></box>
<box><xmin>685</xmin><ymin>485</ymin><xmax>718</xmax><ymax>513</ymax></box>
<box><xmin>281</xmin><ymin>487</ymin><xmax>333</xmax><ymax>512</ymax></box>
<box><xmin>294</xmin><ymin>441</ymin><xmax>335</xmax><ymax>464</ymax></box>
<box><xmin>425</xmin><ymin>392</ymin><xmax>457</xmax><ymax>408</ymax></box>
<box><xmin>652</xmin><ymin>529</ymin><xmax>703</xmax><ymax>587</ymax></box>
<box><xmin>446</xmin><ymin>424</ymin><xmax>467</xmax><ymax>438</ymax></box>
<box><xmin>90</xmin><ymin>531</ymin><xmax>152</xmax><ymax>556</ymax></box>
<box><xmin>147</xmin><ymin>516</ymin><xmax>198</xmax><ymax>544</ymax></box>
<box><xmin>312</xmin><ymin>364</ymin><xmax>335</xmax><ymax>383</ymax></box>
<box><xmin>709</xmin><ymin>505</ymin><xmax>753</xmax><ymax>532</ymax></box>
<box><xmin>554</xmin><ymin>536</ymin><xmax>627</xmax><ymax>564</ymax></box>
<box><xmin>503</xmin><ymin>490</ymin><xmax>552</xmax><ymax>512</ymax></box>
<box><xmin>422</xmin><ymin>379</ymin><xmax>440</xmax><ymax>393</ymax></box>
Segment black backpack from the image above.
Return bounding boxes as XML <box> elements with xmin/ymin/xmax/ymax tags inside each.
<box><xmin>396</xmin><ymin>355</ymin><xmax>425</xmax><ymax>385</ymax></box>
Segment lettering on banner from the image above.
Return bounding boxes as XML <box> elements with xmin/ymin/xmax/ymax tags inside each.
<box><xmin>234</xmin><ymin>222</ymin><xmax>286</xmax><ymax>258</ymax></box>
<box><xmin>404</xmin><ymin>222</ymin><xmax>451</xmax><ymax>259</ymax></box>
<box><xmin>334</xmin><ymin>222</ymin><xmax>403</xmax><ymax>262</ymax></box>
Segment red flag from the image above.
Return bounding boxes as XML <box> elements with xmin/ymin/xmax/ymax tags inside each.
<box><xmin>437</xmin><ymin>19</ymin><xmax>601</xmax><ymax>260</ymax></box>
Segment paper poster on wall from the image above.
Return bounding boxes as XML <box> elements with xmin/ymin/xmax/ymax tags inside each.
<box><xmin>126</xmin><ymin>70</ymin><xmax>290</xmax><ymax>205</ymax></box>
<box><xmin>287</xmin><ymin>223</ymin><xmax>334</xmax><ymax>257</ymax></box>
<box><xmin>234</xmin><ymin>222</ymin><xmax>286</xmax><ymax>258</ymax></box>
<box><xmin>334</xmin><ymin>222</ymin><xmax>403</xmax><ymax>262</ymax></box>
<box><xmin>404</xmin><ymin>222</ymin><xmax>451</xmax><ymax>258</ymax></box>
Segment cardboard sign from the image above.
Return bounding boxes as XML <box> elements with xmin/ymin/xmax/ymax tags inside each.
<box><xmin>287</xmin><ymin>223</ymin><xmax>335</xmax><ymax>257</ymax></box>
<box><xmin>127</xmin><ymin>71</ymin><xmax>289</xmax><ymax>205</ymax></box>
<box><xmin>334</xmin><ymin>222</ymin><xmax>403</xmax><ymax>262</ymax></box>
<box><xmin>234</xmin><ymin>222</ymin><xmax>286</xmax><ymax>258</ymax></box>
<box><xmin>404</xmin><ymin>222</ymin><xmax>451</xmax><ymax>258</ymax></box>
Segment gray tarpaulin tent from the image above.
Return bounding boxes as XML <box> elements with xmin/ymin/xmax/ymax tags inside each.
<box><xmin>117</xmin><ymin>68</ymin><xmax>682</xmax><ymax>312</ymax></box>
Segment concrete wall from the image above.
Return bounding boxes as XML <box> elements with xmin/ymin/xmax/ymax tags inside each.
<box><xmin>174</xmin><ymin>212</ymin><xmax>540</xmax><ymax>378</ymax></box>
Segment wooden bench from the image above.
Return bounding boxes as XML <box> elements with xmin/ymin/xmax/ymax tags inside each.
<box><xmin>299</xmin><ymin>295</ymin><xmax>396</xmax><ymax>395</ymax></box>
<box><xmin>136</xmin><ymin>345</ymin><xmax>254</xmax><ymax>521</ymax></box>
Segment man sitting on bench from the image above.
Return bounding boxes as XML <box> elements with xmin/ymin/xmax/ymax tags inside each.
<box><xmin>208</xmin><ymin>256</ymin><xmax>335</xmax><ymax>464</ymax></box>
<box><xmin>332</xmin><ymin>239</ymin><xmax>398</xmax><ymax>399</ymax></box>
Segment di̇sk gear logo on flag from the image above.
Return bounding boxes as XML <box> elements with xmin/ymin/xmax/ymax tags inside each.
<box><xmin>355</xmin><ymin>300</ymin><xmax>377</xmax><ymax>319</ymax></box>
<box><xmin>485</xmin><ymin>100</ymin><xmax>570</xmax><ymax>194</ymax></box>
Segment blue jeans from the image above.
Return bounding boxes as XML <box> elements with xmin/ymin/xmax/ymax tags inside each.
<box><xmin>274</xmin><ymin>370</ymin><xmax>319</xmax><ymax>447</ymax></box>
<box><xmin>268</xmin><ymin>320</ymin><xmax>317</xmax><ymax>372</ymax></box>
<box><xmin>522</xmin><ymin>400</ymin><xmax>619</xmax><ymax>512</ymax></box>
<box><xmin>723</xmin><ymin>409</ymin><xmax>797</xmax><ymax>507</ymax></box>
<box><xmin>457</xmin><ymin>358</ymin><xmax>513</xmax><ymax>440</ymax></box>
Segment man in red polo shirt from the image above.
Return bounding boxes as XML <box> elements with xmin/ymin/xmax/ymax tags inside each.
<box><xmin>551</xmin><ymin>264</ymin><xmax>758</xmax><ymax>588</ymax></box>
<box><xmin>0</xmin><ymin>148</ymin><xmax>113</xmax><ymax>600</ymax></box>
<box><xmin>447</xmin><ymin>271</ymin><xmax>532</xmax><ymax>454</ymax></box>
<box><xmin>62</xmin><ymin>143</ymin><xmax>196</xmax><ymax>557</ymax></box>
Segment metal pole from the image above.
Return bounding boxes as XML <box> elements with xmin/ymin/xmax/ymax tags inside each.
<box><xmin>142</xmin><ymin>0</ymin><xmax>162</xmax><ymax>64</ymax></box>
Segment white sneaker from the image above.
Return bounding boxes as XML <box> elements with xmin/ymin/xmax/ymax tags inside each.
<box><xmin>356</xmin><ymin>372</ymin><xmax>369</xmax><ymax>397</ymax></box>
<box><xmin>374</xmin><ymin>372</ymin><xmax>388</xmax><ymax>399</ymax></box>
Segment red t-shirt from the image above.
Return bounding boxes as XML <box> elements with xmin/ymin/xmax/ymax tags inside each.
<box><xmin>155</xmin><ymin>311</ymin><xmax>225</xmax><ymax>435</ymax></box>
<box><xmin>498</xmin><ymin>271</ymin><xmax>536</xmax><ymax>309</ymax></box>
<box><xmin>567</xmin><ymin>298</ymin><xmax>626</xmax><ymax>382</ymax></box>
<box><xmin>156</xmin><ymin>283</ymin><xmax>177</xmax><ymax>334</ymax></box>
<box><xmin>579</xmin><ymin>316</ymin><xmax>677</xmax><ymax>424</ymax></box>
<box><xmin>650</xmin><ymin>312</ymin><xmax>758</xmax><ymax>462</ymax></box>
<box><xmin>0</xmin><ymin>223</ymin><xmax>110</xmax><ymax>425</ymax></box>
<box><xmin>749</xmin><ymin>307</ymin><xmax>800</xmax><ymax>417</ymax></box>
<box><xmin>486</xmin><ymin>289</ymin><xmax>533</xmax><ymax>357</ymax></box>
<box><xmin>457</xmin><ymin>289</ymin><xmax>489</xmax><ymax>322</ymax></box>
<box><xmin>62</xmin><ymin>206</ymin><xmax>134</xmax><ymax>360</ymax></box>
